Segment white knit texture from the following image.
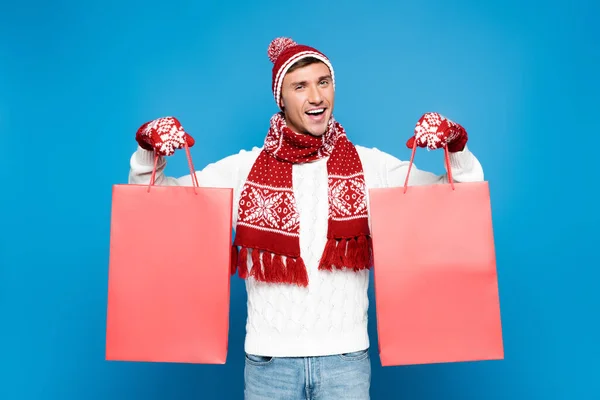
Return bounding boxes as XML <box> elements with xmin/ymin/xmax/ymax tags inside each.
<box><xmin>242</xmin><ymin>156</ymin><xmax>370</xmax><ymax>357</ymax></box>
<box><xmin>129</xmin><ymin>143</ymin><xmax>484</xmax><ymax>357</ymax></box>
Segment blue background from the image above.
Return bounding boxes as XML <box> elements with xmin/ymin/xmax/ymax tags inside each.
<box><xmin>1</xmin><ymin>0</ymin><xmax>598</xmax><ymax>398</ymax></box>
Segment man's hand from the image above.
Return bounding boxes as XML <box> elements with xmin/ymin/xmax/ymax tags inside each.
<box><xmin>406</xmin><ymin>112</ymin><xmax>468</xmax><ymax>152</ymax></box>
<box><xmin>135</xmin><ymin>116</ymin><xmax>195</xmax><ymax>156</ymax></box>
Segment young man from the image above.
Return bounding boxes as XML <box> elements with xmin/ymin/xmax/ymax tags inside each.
<box><xmin>129</xmin><ymin>37</ymin><xmax>484</xmax><ymax>400</ymax></box>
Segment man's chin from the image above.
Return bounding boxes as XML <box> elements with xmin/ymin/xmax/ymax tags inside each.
<box><xmin>302</xmin><ymin>129</ymin><xmax>326</xmax><ymax>137</ymax></box>
<box><xmin>307</xmin><ymin>130</ymin><xmax>326</xmax><ymax>137</ymax></box>
<box><xmin>304</xmin><ymin>122</ymin><xmax>329</xmax><ymax>137</ymax></box>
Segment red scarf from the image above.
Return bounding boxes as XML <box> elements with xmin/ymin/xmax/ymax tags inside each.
<box><xmin>232</xmin><ymin>113</ymin><xmax>372</xmax><ymax>286</ymax></box>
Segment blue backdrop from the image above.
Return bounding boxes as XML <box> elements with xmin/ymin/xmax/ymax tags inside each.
<box><xmin>1</xmin><ymin>0</ymin><xmax>598</xmax><ymax>398</ymax></box>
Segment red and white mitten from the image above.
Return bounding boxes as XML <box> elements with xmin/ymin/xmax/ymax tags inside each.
<box><xmin>135</xmin><ymin>116</ymin><xmax>195</xmax><ymax>156</ymax></box>
<box><xmin>406</xmin><ymin>112</ymin><xmax>468</xmax><ymax>152</ymax></box>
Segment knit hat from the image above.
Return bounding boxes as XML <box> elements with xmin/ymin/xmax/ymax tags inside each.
<box><xmin>268</xmin><ymin>37</ymin><xmax>335</xmax><ymax>108</ymax></box>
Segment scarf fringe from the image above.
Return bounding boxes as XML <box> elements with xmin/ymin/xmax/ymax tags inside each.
<box><xmin>231</xmin><ymin>236</ymin><xmax>371</xmax><ymax>287</ymax></box>
<box><xmin>232</xmin><ymin>246</ymin><xmax>309</xmax><ymax>287</ymax></box>
<box><xmin>318</xmin><ymin>236</ymin><xmax>373</xmax><ymax>272</ymax></box>
<box><xmin>238</xmin><ymin>247</ymin><xmax>249</xmax><ymax>278</ymax></box>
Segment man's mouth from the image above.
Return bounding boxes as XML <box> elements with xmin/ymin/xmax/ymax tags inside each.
<box><xmin>305</xmin><ymin>108</ymin><xmax>326</xmax><ymax>119</ymax></box>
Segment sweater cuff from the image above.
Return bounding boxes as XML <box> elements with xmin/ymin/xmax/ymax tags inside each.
<box><xmin>448</xmin><ymin>144</ymin><xmax>474</xmax><ymax>171</ymax></box>
<box><xmin>134</xmin><ymin>146</ymin><xmax>159</xmax><ymax>166</ymax></box>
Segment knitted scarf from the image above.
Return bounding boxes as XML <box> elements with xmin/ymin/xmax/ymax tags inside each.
<box><xmin>231</xmin><ymin>112</ymin><xmax>372</xmax><ymax>287</ymax></box>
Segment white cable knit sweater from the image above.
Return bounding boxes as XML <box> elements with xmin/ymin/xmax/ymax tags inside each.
<box><xmin>128</xmin><ymin>143</ymin><xmax>484</xmax><ymax>358</ymax></box>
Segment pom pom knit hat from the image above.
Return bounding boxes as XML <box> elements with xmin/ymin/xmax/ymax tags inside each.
<box><xmin>268</xmin><ymin>37</ymin><xmax>335</xmax><ymax>108</ymax></box>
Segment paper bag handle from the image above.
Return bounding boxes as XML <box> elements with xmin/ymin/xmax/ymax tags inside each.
<box><xmin>147</xmin><ymin>142</ymin><xmax>199</xmax><ymax>192</ymax></box>
<box><xmin>402</xmin><ymin>139</ymin><xmax>455</xmax><ymax>194</ymax></box>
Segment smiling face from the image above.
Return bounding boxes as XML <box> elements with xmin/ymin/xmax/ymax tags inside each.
<box><xmin>280</xmin><ymin>59</ymin><xmax>334</xmax><ymax>137</ymax></box>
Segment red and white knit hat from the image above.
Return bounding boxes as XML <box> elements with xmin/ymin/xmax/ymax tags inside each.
<box><xmin>268</xmin><ymin>37</ymin><xmax>335</xmax><ymax>108</ymax></box>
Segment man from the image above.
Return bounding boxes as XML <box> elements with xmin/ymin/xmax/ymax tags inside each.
<box><xmin>129</xmin><ymin>37</ymin><xmax>483</xmax><ymax>400</ymax></box>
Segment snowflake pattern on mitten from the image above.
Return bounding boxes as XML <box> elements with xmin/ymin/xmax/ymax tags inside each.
<box><xmin>412</xmin><ymin>112</ymin><xmax>467</xmax><ymax>152</ymax></box>
<box><xmin>136</xmin><ymin>117</ymin><xmax>194</xmax><ymax>156</ymax></box>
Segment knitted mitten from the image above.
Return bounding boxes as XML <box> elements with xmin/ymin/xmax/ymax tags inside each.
<box><xmin>135</xmin><ymin>116</ymin><xmax>195</xmax><ymax>156</ymax></box>
<box><xmin>406</xmin><ymin>112</ymin><xmax>468</xmax><ymax>152</ymax></box>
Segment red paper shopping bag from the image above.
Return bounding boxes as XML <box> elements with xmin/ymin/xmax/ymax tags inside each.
<box><xmin>369</xmin><ymin>144</ymin><xmax>503</xmax><ymax>366</ymax></box>
<box><xmin>105</xmin><ymin>145</ymin><xmax>233</xmax><ymax>364</ymax></box>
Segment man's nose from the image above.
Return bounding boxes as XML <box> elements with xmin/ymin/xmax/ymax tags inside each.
<box><xmin>308</xmin><ymin>85</ymin><xmax>323</xmax><ymax>104</ymax></box>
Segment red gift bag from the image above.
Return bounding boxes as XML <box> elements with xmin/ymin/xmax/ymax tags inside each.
<box><xmin>369</xmin><ymin>144</ymin><xmax>504</xmax><ymax>366</ymax></box>
<box><xmin>105</xmin><ymin>145</ymin><xmax>233</xmax><ymax>364</ymax></box>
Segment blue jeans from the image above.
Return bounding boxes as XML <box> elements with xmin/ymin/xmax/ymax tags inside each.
<box><xmin>244</xmin><ymin>348</ymin><xmax>371</xmax><ymax>399</ymax></box>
